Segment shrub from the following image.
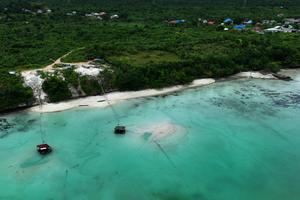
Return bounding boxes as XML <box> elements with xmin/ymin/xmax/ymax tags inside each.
<box><xmin>79</xmin><ymin>76</ymin><xmax>102</xmax><ymax>95</ymax></box>
<box><xmin>42</xmin><ymin>76</ymin><xmax>72</xmax><ymax>102</ymax></box>
<box><xmin>0</xmin><ymin>71</ymin><xmax>33</xmax><ymax>111</ymax></box>
<box><xmin>62</xmin><ymin>68</ymin><xmax>79</xmax><ymax>88</ymax></box>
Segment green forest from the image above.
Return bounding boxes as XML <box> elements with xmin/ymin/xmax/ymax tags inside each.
<box><xmin>0</xmin><ymin>0</ymin><xmax>300</xmax><ymax>111</ymax></box>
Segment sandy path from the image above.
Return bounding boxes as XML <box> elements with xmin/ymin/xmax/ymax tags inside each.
<box><xmin>23</xmin><ymin>47</ymin><xmax>86</xmax><ymax>73</ymax></box>
<box><xmin>42</xmin><ymin>51</ymin><xmax>72</xmax><ymax>71</ymax></box>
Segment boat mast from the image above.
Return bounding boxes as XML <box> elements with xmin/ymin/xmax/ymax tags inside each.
<box><xmin>38</xmin><ymin>88</ymin><xmax>45</xmax><ymax>143</ymax></box>
<box><xmin>98</xmin><ymin>79</ymin><xmax>121</xmax><ymax>125</ymax></box>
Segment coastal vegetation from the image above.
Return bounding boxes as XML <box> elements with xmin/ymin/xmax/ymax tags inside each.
<box><xmin>0</xmin><ymin>0</ymin><xmax>300</xmax><ymax>111</ymax></box>
<box><xmin>0</xmin><ymin>71</ymin><xmax>33</xmax><ymax>111</ymax></box>
<box><xmin>42</xmin><ymin>69</ymin><xmax>106</xmax><ymax>102</ymax></box>
<box><xmin>42</xmin><ymin>76</ymin><xmax>72</xmax><ymax>102</ymax></box>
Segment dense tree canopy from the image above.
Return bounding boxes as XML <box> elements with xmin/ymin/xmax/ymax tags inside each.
<box><xmin>0</xmin><ymin>71</ymin><xmax>33</xmax><ymax>112</ymax></box>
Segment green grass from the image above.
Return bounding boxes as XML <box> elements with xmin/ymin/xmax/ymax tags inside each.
<box><xmin>107</xmin><ymin>51</ymin><xmax>180</xmax><ymax>66</ymax></box>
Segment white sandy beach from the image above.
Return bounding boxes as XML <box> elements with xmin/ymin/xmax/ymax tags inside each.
<box><xmin>233</xmin><ymin>71</ymin><xmax>276</xmax><ymax>79</ymax></box>
<box><xmin>29</xmin><ymin>78</ymin><xmax>215</xmax><ymax>113</ymax></box>
<box><xmin>28</xmin><ymin>70</ymin><xmax>286</xmax><ymax>113</ymax></box>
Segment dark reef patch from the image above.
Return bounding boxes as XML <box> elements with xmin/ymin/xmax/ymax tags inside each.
<box><xmin>0</xmin><ymin>118</ymin><xmax>15</xmax><ymax>138</ymax></box>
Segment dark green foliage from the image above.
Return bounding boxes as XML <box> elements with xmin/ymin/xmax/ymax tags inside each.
<box><xmin>100</xmin><ymin>68</ymin><xmax>116</xmax><ymax>92</ymax></box>
<box><xmin>115</xmin><ymin>61</ymin><xmax>197</xmax><ymax>90</ymax></box>
<box><xmin>267</xmin><ymin>45</ymin><xmax>299</xmax><ymax>66</ymax></box>
<box><xmin>42</xmin><ymin>76</ymin><xmax>72</xmax><ymax>102</ymax></box>
<box><xmin>0</xmin><ymin>71</ymin><xmax>33</xmax><ymax>111</ymax></box>
<box><xmin>62</xmin><ymin>68</ymin><xmax>79</xmax><ymax>88</ymax></box>
<box><xmin>79</xmin><ymin>76</ymin><xmax>102</xmax><ymax>95</ymax></box>
<box><xmin>115</xmin><ymin>65</ymin><xmax>147</xmax><ymax>90</ymax></box>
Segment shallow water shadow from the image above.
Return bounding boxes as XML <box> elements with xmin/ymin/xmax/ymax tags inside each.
<box><xmin>20</xmin><ymin>156</ymin><xmax>50</xmax><ymax>168</ymax></box>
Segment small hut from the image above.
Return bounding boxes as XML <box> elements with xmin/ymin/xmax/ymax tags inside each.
<box><xmin>233</xmin><ymin>24</ymin><xmax>246</xmax><ymax>30</ymax></box>
<box><xmin>36</xmin><ymin>144</ymin><xmax>52</xmax><ymax>155</ymax></box>
<box><xmin>114</xmin><ymin>126</ymin><xmax>126</xmax><ymax>134</ymax></box>
<box><xmin>167</xmin><ymin>19</ymin><xmax>186</xmax><ymax>26</ymax></box>
<box><xmin>223</xmin><ymin>18</ymin><xmax>233</xmax><ymax>24</ymax></box>
<box><xmin>207</xmin><ymin>20</ymin><xmax>216</xmax><ymax>25</ymax></box>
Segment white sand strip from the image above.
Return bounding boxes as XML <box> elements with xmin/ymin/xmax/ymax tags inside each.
<box><xmin>28</xmin><ymin>69</ymin><xmax>299</xmax><ymax>113</ymax></box>
<box><xmin>233</xmin><ymin>71</ymin><xmax>276</xmax><ymax>79</ymax></box>
<box><xmin>29</xmin><ymin>78</ymin><xmax>215</xmax><ymax>113</ymax></box>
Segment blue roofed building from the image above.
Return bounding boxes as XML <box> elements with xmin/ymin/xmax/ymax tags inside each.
<box><xmin>233</xmin><ymin>24</ymin><xmax>246</xmax><ymax>30</ymax></box>
<box><xmin>223</xmin><ymin>18</ymin><xmax>233</xmax><ymax>24</ymax></box>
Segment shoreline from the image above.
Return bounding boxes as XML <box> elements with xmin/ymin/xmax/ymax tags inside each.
<box><xmin>29</xmin><ymin>78</ymin><xmax>216</xmax><ymax>113</ymax></box>
<box><xmin>28</xmin><ymin>70</ymin><xmax>279</xmax><ymax>113</ymax></box>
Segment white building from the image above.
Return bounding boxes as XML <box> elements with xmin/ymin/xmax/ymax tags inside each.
<box><xmin>111</xmin><ymin>14</ymin><xmax>119</xmax><ymax>19</ymax></box>
<box><xmin>264</xmin><ymin>25</ymin><xmax>297</xmax><ymax>33</ymax></box>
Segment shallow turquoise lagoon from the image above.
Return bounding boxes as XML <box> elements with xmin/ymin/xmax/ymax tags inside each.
<box><xmin>1</xmin><ymin>73</ymin><xmax>300</xmax><ymax>200</ymax></box>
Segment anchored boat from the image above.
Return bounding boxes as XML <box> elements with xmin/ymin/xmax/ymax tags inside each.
<box><xmin>36</xmin><ymin>144</ymin><xmax>52</xmax><ymax>155</ymax></box>
<box><xmin>114</xmin><ymin>125</ymin><xmax>126</xmax><ymax>134</ymax></box>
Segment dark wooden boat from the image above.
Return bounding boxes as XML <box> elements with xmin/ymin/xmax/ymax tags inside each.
<box><xmin>36</xmin><ymin>144</ymin><xmax>52</xmax><ymax>155</ymax></box>
<box><xmin>114</xmin><ymin>126</ymin><xmax>126</xmax><ymax>134</ymax></box>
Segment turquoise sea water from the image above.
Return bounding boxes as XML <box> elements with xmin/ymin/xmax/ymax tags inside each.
<box><xmin>1</xmin><ymin>72</ymin><xmax>300</xmax><ymax>200</ymax></box>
